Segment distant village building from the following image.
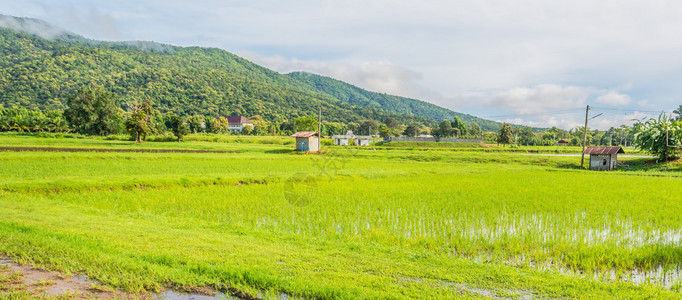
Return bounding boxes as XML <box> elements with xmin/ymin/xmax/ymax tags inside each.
<box><xmin>356</xmin><ymin>135</ymin><xmax>372</xmax><ymax>146</ymax></box>
<box><xmin>583</xmin><ymin>146</ymin><xmax>624</xmax><ymax>171</ymax></box>
<box><xmin>225</xmin><ymin>116</ymin><xmax>254</xmax><ymax>133</ymax></box>
<box><xmin>291</xmin><ymin>131</ymin><xmax>320</xmax><ymax>152</ymax></box>
<box><xmin>330</xmin><ymin>131</ymin><xmax>372</xmax><ymax>146</ymax></box>
<box><xmin>558</xmin><ymin>139</ymin><xmax>569</xmax><ymax>147</ymax></box>
<box><xmin>331</xmin><ymin>131</ymin><xmax>355</xmax><ymax>146</ymax></box>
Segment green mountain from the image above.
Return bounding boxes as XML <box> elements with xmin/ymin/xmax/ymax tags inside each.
<box><xmin>0</xmin><ymin>15</ymin><xmax>503</xmax><ymax>130</ymax></box>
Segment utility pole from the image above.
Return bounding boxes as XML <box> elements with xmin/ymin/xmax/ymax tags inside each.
<box><xmin>581</xmin><ymin>105</ymin><xmax>589</xmax><ymax>168</ymax></box>
<box><xmin>318</xmin><ymin>107</ymin><xmax>322</xmax><ymax>152</ymax></box>
<box><xmin>666</xmin><ymin>126</ymin><xmax>669</xmax><ymax>160</ymax></box>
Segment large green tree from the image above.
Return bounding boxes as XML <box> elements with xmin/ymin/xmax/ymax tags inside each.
<box><xmin>186</xmin><ymin>115</ymin><xmax>205</xmax><ymax>134</ymax></box>
<box><xmin>451</xmin><ymin>116</ymin><xmax>467</xmax><ymax>137</ymax></box>
<box><xmin>64</xmin><ymin>85</ymin><xmax>121</xmax><ymax>135</ymax></box>
<box><xmin>468</xmin><ymin>122</ymin><xmax>482</xmax><ymax>137</ymax></box>
<box><xmin>403</xmin><ymin>125</ymin><xmax>420</xmax><ymax>137</ymax></box>
<box><xmin>432</xmin><ymin>120</ymin><xmax>453</xmax><ymax>137</ymax></box>
<box><xmin>125</xmin><ymin>111</ymin><xmax>149</xmax><ymax>143</ymax></box>
<box><xmin>295</xmin><ymin>116</ymin><xmax>318</xmax><ymax>132</ymax></box>
<box><xmin>168</xmin><ymin>114</ymin><xmax>190</xmax><ymax>141</ymax></box>
<box><xmin>497</xmin><ymin>123</ymin><xmax>514</xmax><ymax>146</ymax></box>
<box><xmin>378</xmin><ymin>125</ymin><xmax>391</xmax><ymax>138</ymax></box>
<box><xmin>358</xmin><ymin>120</ymin><xmax>379</xmax><ymax>135</ymax></box>
<box><xmin>384</xmin><ymin>117</ymin><xmax>400</xmax><ymax>130</ymax></box>
<box><xmin>518</xmin><ymin>126</ymin><xmax>537</xmax><ymax>145</ymax></box>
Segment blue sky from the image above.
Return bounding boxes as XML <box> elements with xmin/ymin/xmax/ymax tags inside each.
<box><xmin>1</xmin><ymin>0</ymin><xmax>680</xmax><ymax>129</ymax></box>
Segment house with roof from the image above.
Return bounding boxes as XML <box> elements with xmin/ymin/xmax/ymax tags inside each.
<box><xmin>291</xmin><ymin>131</ymin><xmax>320</xmax><ymax>152</ymax></box>
<box><xmin>583</xmin><ymin>146</ymin><xmax>625</xmax><ymax>171</ymax></box>
<box><xmin>331</xmin><ymin>131</ymin><xmax>355</xmax><ymax>146</ymax></box>
<box><xmin>224</xmin><ymin>116</ymin><xmax>254</xmax><ymax>133</ymax></box>
<box><xmin>355</xmin><ymin>135</ymin><xmax>372</xmax><ymax>146</ymax></box>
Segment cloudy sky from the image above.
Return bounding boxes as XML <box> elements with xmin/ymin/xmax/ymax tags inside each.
<box><xmin>1</xmin><ymin>0</ymin><xmax>680</xmax><ymax>129</ymax></box>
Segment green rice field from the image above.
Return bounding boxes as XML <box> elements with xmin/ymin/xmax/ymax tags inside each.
<box><xmin>1</xmin><ymin>133</ymin><xmax>682</xmax><ymax>299</ymax></box>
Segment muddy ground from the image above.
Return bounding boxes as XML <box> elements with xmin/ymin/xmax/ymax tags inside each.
<box><xmin>0</xmin><ymin>257</ymin><xmax>131</xmax><ymax>299</ymax></box>
<box><xmin>0</xmin><ymin>257</ymin><xmax>240</xmax><ymax>299</ymax></box>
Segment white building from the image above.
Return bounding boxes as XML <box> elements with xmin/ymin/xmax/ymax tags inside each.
<box><xmin>331</xmin><ymin>131</ymin><xmax>372</xmax><ymax>146</ymax></box>
<box><xmin>225</xmin><ymin>116</ymin><xmax>254</xmax><ymax>133</ymax></box>
<box><xmin>331</xmin><ymin>131</ymin><xmax>355</xmax><ymax>146</ymax></box>
<box><xmin>356</xmin><ymin>136</ymin><xmax>371</xmax><ymax>146</ymax></box>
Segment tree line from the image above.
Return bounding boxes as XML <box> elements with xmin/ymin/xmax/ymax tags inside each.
<box><xmin>0</xmin><ymin>85</ymin><xmax>441</xmax><ymax>141</ymax></box>
<box><xmin>2</xmin><ymin>84</ymin><xmax>679</xmax><ymax>161</ymax></box>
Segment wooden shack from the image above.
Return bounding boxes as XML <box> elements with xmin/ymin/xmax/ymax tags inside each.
<box><xmin>291</xmin><ymin>131</ymin><xmax>320</xmax><ymax>152</ymax></box>
<box><xmin>583</xmin><ymin>146</ymin><xmax>624</xmax><ymax>171</ymax></box>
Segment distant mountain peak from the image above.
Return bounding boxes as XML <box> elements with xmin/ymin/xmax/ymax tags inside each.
<box><xmin>0</xmin><ymin>14</ymin><xmax>68</xmax><ymax>39</ymax></box>
<box><xmin>0</xmin><ymin>14</ymin><xmax>175</xmax><ymax>54</ymax></box>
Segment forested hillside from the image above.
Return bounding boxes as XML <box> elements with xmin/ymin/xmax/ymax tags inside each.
<box><xmin>0</xmin><ymin>15</ymin><xmax>500</xmax><ymax>129</ymax></box>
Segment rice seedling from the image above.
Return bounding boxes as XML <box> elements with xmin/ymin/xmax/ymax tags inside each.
<box><xmin>0</xmin><ymin>134</ymin><xmax>680</xmax><ymax>298</ymax></box>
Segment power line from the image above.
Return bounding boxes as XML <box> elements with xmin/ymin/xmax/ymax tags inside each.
<box><xmin>481</xmin><ymin>108</ymin><xmax>585</xmax><ymax>119</ymax></box>
<box><xmin>484</xmin><ymin>107</ymin><xmax>668</xmax><ymax>120</ymax></box>
<box><xmin>589</xmin><ymin>106</ymin><xmax>668</xmax><ymax>114</ymax></box>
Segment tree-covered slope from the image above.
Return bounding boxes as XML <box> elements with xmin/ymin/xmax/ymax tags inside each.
<box><xmin>0</xmin><ymin>14</ymin><xmax>502</xmax><ymax>129</ymax></box>
<box><xmin>287</xmin><ymin>71</ymin><xmax>502</xmax><ymax>131</ymax></box>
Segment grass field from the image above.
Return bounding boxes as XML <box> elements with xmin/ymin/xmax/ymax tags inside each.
<box><xmin>1</xmin><ymin>133</ymin><xmax>681</xmax><ymax>299</ymax></box>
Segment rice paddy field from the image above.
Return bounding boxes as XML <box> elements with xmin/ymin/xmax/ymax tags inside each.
<box><xmin>1</xmin><ymin>133</ymin><xmax>682</xmax><ymax>299</ymax></box>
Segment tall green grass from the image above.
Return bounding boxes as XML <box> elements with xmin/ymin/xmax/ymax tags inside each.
<box><xmin>0</xmin><ymin>135</ymin><xmax>681</xmax><ymax>298</ymax></box>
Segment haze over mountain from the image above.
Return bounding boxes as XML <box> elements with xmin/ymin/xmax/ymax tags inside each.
<box><xmin>0</xmin><ymin>14</ymin><xmax>504</xmax><ymax>130</ymax></box>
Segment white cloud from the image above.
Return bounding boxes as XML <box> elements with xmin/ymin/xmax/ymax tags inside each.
<box><xmin>456</xmin><ymin>84</ymin><xmax>653</xmax><ymax>129</ymax></box>
<box><xmin>596</xmin><ymin>92</ymin><xmax>632</xmax><ymax>106</ymax></box>
<box><xmin>238</xmin><ymin>51</ymin><xmax>439</xmax><ymax>101</ymax></box>
<box><xmin>483</xmin><ymin>84</ymin><xmax>590</xmax><ymax>113</ymax></box>
<box><xmin>500</xmin><ymin>116</ymin><xmax>583</xmax><ymax>129</ymax></box>
<box><xmin>499</xmin><ymin>110</ymin><xmax>655</xmax><ymax>131</ymax></box>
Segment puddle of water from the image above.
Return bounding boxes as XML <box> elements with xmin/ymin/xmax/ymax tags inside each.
<box><xmin>256</xmin><ymin>292</ymin><xmax>292</xmax><ymax>300</ymax></box>
<box><xmin>398</xmin><ymin>276</ymin><xmax>535</xmax><ymax>299</ymax></box>
<box><xmin>72</xmin><ymin>275</ymin><xmax>98</xmax><ymax>284</ymax></box>
<box><xmin>0</xmin><ymin>259</ymin><xmax>18</xmax><ymax>267</ymax></box>
<box><xmin>157</xmin><ymin>290</ymin><xmax>292</xmax><ymax>300</ymax></box>
<box><xmin>156</xmin><ymin>290</ymin><xmax>235</xmax><ymax>300</ymax></box>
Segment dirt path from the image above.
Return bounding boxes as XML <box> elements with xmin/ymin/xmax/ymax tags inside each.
<box><xmin>0</xmin><ymin>257</ymin><xmax>131</xmax><ymax>299</ymax></box>
<box><xmin>0</xmin><ymin>257</ymin><xmax>252</xmax><ymax>299</ymax></box>
<box><xmin>0</xmin><ymin>146</ymin><xmax>238</xmax><ymax>154</ymax></box>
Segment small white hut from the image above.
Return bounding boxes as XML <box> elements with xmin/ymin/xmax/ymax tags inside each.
<box><xmin>583</xmin><ymin>146</ymin><xmax>624</xmax><ymax>171</ymax></box>
<box><xmin>291</xmin><ymin>131</ymin><xmax>320</xmax><ymax>152</ymax></box>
